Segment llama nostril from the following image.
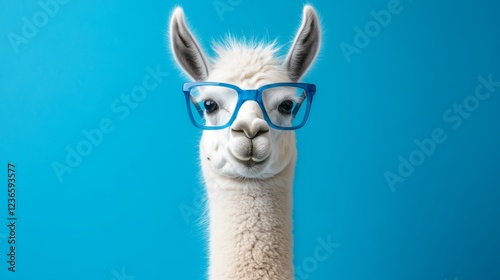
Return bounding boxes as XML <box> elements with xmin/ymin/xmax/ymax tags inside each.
<box><xmin>251</xmin><ymin>129</ymin><xmax>269</xmax><ymax>139</ymax></box>
<box><xmin>232</xmin><ymin>127</ymin><xmax>269</xmax><ymax>139</ymax></box>
<box><xmin>231</xmin><ymin>119</ymin><xmax>270</xmax><ymax>139</ymax></box>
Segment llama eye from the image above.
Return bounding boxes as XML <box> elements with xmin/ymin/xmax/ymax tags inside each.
<box><xmin>204</xmin><ymin>99</ymin><xmax>219</xmax><ymax>114</ymax></box>
<box><xmin>278</xmin><ymin>100</ymin><xmax>294</xmax><ymax>114</ymax></box>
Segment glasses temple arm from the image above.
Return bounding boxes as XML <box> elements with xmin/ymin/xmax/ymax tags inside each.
<box><xmin>189</xmin><ymin>95</ymin><xmax>204</xmax><ymax>118</ymax></box>
<box><xmin>292</xmin><ymin>91</ymin><xmax>307</xmax><ymax>118</ymax></box>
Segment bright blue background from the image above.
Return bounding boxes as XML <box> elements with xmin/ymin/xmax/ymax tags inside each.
<box><xmin>1</xmin><ymin>0</ymin><xmax>499</xmax><ymax>279</ymax></box>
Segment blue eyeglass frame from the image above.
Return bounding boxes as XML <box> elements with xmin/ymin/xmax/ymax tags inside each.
<box><xmin>182</xmin><ymin>82</ymin><xmax>316</xmax><ymax>130</ymax></box>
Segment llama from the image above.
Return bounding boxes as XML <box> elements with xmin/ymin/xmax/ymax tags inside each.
<box><xmin>169</xmin><ymin>5</ymin><xmax>321</xmax><ymax>280</ymax></box>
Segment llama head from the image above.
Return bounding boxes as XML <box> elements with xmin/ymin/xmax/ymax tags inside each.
<box><xmin>169</xmin><ymin>5</ymin><xmax>321</xmax><ymax>179</ymax></box>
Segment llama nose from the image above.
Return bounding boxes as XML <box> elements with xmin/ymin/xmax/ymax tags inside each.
<box><xmin>231</xmin><ymin>118</ymin><xmax>269</xmax><ymax>139</ymax></box>
<box><xmin>231</xmin><ymin>102</ymin><xmax>269</xmax><ymax>139</ymax></box>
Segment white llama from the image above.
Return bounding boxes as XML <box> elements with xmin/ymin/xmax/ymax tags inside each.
<box><xmin>169</xmin><ymin>5</ymin><xmax>322</xmax><ymax>280</ymax></box>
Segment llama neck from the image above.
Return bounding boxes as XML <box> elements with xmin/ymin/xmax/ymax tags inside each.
<box><xmin>203</xmin><ymin>162</ymin><xmax>295</xmax><ymax>280</ymax></box>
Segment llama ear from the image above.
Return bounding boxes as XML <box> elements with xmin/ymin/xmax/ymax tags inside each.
<box><xmin>169</xmin><ymin>7</ymin><xmax>211</xmax><ymax>81</ymax></box>
<box><xmin>284</xmin><ymin>5</ymin><xmax>322</xmax><ymax>81</ymax></box>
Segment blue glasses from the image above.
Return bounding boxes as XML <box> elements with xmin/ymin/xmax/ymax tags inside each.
<box><xmin>182</xmin><ymin>82</ymin><xmax>316</xmax><ymax>130</ymax></box>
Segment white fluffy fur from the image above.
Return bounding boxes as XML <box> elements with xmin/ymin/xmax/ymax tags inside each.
<box><xmin>169</xmin><ymin>5</ymin><xmax>321</xmax><ymax>279</ymax></box>
<box><xmin>200</xmin><ymin>44</ymin><xmax>298</xmax><ymax>279</ymax></box>
<box><xmin>202</xmin><ymin>154</ymin><xmax>296</xmax><ymax>279</ymax></box>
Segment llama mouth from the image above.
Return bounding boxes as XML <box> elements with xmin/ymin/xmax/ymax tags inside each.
<box><xmin>229</xmin><ymin>142</ymin><xmax>269</xmax><ymax>163</ymax></box>
<box><xmin>235</xmin><ymin>157</ymin><xmax>267</xmax><ymax>167</ymax></box>
<box><xmin>228</xmin><ymin>149</ymin><xmax>270</xmax><ymax>169</ymax></box>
